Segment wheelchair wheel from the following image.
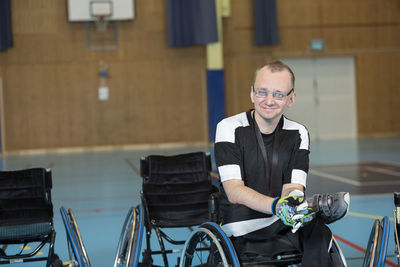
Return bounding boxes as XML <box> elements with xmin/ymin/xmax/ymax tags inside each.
<box><xmin>113</xmin><ymin>205</ymin><xmax>145</xmax><ymax>267</ymax></box>
<box><xmin>362</xmin><ymin>216</ymin><xmax>390</xmax><ymax>267</ymax></box>
<box><xmin>69</xmin><ymin>208</ymin><xmax>91</xmax><ymax>266</ymax></box>
<box><xmin>394</xmin><ymin>208</ymin><xmax>400</xmax><ymax>266</ymax></box>
<box><xmin>331</xmin><ymin>236</ymin><xmax>347</xmax><ymax>267</ymax></box>
<box><xmin>376</xmin><ymin>216</ymin><xmax>389</xmax><ymax>267</ymax></box>
<box><xmin>60</xmin><ymin>207</ymin><xmax>91</xmax><ymax>267</ymax></box>
<box><xmin>180</xmin><ymin>222</ymin><xmax>240</xmax><ymax>267</ymax></box>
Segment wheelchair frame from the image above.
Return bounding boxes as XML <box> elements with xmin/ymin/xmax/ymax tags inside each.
<box><xmin>0</xmin><ymin>168</ymin><xmax>59</xmax><ymax>266</ymax></box>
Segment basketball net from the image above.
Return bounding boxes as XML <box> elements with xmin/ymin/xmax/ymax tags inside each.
<box><xmin>95</xmin><ymin>15</ymin><xmax>109</xmax><ymax>32</ymax></box>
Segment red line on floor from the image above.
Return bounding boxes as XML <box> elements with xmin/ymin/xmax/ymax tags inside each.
<box><xmin>333</xmin><ymin>234</ymin><xmax>397</xmax><ymax>267</ymax></box>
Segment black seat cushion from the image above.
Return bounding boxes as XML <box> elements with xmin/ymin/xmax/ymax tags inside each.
<box><xmin>141</xmin><ymin>152</ymin><xmax>212</xmax><ymax>227</ymax></box>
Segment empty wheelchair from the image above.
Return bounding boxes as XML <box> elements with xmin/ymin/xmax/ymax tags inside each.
<box><xmin>114</xmin><ymin>151</ymin><xmax>226</xmax><ymax>267</ymax></box>
<box><xmin>0</xmin><ymin>168</ymin><xmax>62</xmax><ymax>266</ymax></box>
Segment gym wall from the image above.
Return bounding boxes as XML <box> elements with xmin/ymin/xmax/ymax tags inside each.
<box><xmin>222</xmin><ymin>1</ymin><xmax>400</xmax><ymax>137</ymax></box>
<box><xmin>0</xmin><ymin>0</ymin><xmax>399</xmax><ymax>152</ymax></box>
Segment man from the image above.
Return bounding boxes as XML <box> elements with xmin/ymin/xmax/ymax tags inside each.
<box><xmin>214</xmin><ymin>60</ymin><xmax>337</xmax><ymax>266</ymax></box>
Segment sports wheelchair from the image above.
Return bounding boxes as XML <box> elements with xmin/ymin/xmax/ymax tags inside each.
<box><xmin>362</xmin><ymin>215</ymin><xmax>390</xmax><ymax>267</ymax></box>
<box><xmin>0</xmin><ymin>168</ymin><xmax>62</xmax><ymax>266</ymax></box>
<box><xmin>114</xmin><ymin>151</ymin><xmax>219</xmax><ymax>267</ymax></box>
<box><xmin>112</xmin><ymin>151</ymin><xmax>348</xmax><ymax>267</ymax></box>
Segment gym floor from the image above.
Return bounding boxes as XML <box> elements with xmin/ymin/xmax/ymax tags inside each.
<box><xmin>1</xmin><ymin>136</ymin><xmax>400</xmax><ymax>266</ymax></box>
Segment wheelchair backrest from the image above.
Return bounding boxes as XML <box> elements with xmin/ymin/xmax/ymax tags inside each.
<box><xmin>0</xmin><ymin>168</ymin><xmax>53</xmax><ymax>226</ymax></box>
<box><xmin>140</xmin><ymin>152</ymin><xmax>213</xmax><ymax>227</ymax></box>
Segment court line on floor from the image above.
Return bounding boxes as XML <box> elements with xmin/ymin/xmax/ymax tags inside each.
<box><xmin>124</xmin><ymin>159</ymin><xmax>140</xmax><ymax>176</ymax></box>
<box><xmin>309</xmin><ymin>169</ymin><xmax>360</xmax><ymax>186</ymax></box>
<box><xmin>348</xmin><ymin>211</ymin><xmax>395</xmax><ymax>222</ymax></box>
<box><xmin>309</xmin><ymin>168</ymin><xmax>400</xmax><ymax>186</ymax></box>
<box><xmin>54</xmin><ymin>194</ymin><xmax>140</xmax><ymax>202</ymax></box>
<box><xmin>68</xmin><ymin>207</ymin><xmax>130</xmax><ymax>214</ymax></box>
<box><xmin>364</xmin><ymin>166</ymin><xmax>400</xmax><ymax>177</ymax></box>
<box><xmin>378</xmin><ymin>160</ymin><xmax>400</xmax><ymax>167</ymax></box>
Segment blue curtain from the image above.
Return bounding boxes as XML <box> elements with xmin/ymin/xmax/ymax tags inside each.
<box><xmin>254</xmin><ymin>0</ymin><xmax>279</xmax><ymax>45</ymax></box>
<box><xmin>207</xmin><ymin>70</ymin><xmax>226</xmax><ymax>142</ymax></box>
<box><xmin>167</xmin><ymin>0</ymin><xmax>218</xmax><ymax>47</ymax></box>
<box><xmin>0</xmin><ymin>0</ymin><xmax>13</xmax><ymax>51</ymax></box>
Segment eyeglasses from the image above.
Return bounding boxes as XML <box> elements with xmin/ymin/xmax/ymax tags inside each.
<box><xmin>253</xmin><ymin>87</ymin><xmax>294</xmax><ymax>100</ymax></box>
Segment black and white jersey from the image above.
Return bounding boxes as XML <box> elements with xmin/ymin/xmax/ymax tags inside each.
<box><xmin>214</xmin><ymin>110</ymin><xmax>310</xmax><ymax>237</ymax></box>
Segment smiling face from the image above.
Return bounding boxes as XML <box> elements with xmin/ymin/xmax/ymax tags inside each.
<box><xmin>250</xmin><ymin>66</ymin><xmax>295</xmax><ymax>129</ymax></box>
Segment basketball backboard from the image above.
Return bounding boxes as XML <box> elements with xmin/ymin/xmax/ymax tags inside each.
<box><xmin>67</xmin><ymin>0</ymin><xmax>135</xmax><ymax>22</ymax></box>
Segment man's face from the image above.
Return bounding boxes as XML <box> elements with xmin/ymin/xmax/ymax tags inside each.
<box><xmin>250</xmin><ymin>67</ymin><xmax>295</xmax><ymax>123</ymax></box>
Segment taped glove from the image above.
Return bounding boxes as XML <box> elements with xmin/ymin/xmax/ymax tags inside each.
<box><xmin>271</xmin><ymin>195</ymin><xmax>305</xmax><ymax>227</ymax></box>
<box><xmin>291</xmin><ymin>202</ymin><xmax>316</xmax><ymax>232</ymax></box>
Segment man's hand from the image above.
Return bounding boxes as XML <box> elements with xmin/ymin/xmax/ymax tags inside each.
<box><xmin>271</xmin><ymin>195</ymin><xmax>303</xmax><ymax>226</ymax></box>
<box><xmin>271</xmin><ymin>195</ymin><xmax>316</xmax><ymax>230</ymax></box>
<box><xmin>291</xmin><ymin>201</ymin><xmax>316</xmax><ymax>232</ymax></box>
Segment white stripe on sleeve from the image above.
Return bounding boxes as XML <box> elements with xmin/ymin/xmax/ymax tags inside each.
<box><xmin>218</xmin><ymin>164</ymin><xmax>242</xmax><ymax>182</ymax></box>
<box><xmin>291</xmin><ymin>169</ymin><xmax>307</xmax><ymax>187</ymax></box>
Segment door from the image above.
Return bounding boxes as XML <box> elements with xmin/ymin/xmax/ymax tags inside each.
<box><xmin>282</xmin><ymin>57</ymin><xmax>357</xmax><ymax>140</ymax></box>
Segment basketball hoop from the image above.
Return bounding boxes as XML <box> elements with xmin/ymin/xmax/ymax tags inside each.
<box><xmin>90</xmin><ymin>1</ymin><xmax>113</xmax><ymax>32</ymax></box>
<box><xmin>95</xmin><ymin>15</ymin><xmax>109</xmax><ymax>32</ymax></box>
<box><xmin>84</xmin><ymin>1</ymin><xmax>120</xmax><ymax>50</ymax></box>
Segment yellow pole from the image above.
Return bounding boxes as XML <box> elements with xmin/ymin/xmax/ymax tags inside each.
<box><xmin>206</xmin><ymin>0</ymin><xmax>227</xmax><ymax>70</ymax></box>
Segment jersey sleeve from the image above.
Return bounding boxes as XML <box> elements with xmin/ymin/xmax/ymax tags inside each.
<box><xmin>290</xmin><ymin>132</ymin><xmax>309</xmax><ymax>187</ymax></box>
<box><xmin>214</xmin><ymin>117</ymin><xmax>244</xmax><ymax>182</ymax></box>
<box><xmin>283</xmin><ymin>118</ymin><xmax>310</xmax><ymax>188</ymax></box>
<box><xmin>289</xmin><ymin>147</ymin><xmax>309</xmax><ymax>187</ymax></box>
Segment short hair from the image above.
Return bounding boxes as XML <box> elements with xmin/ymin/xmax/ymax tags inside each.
<box><xmin>252</xmin><ymin>60</ymin><xmax>295</xmax><ymax>89</ymax></box>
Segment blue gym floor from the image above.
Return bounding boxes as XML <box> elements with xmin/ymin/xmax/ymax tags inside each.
<box><xmin>1</xmin><ymin>136</ymin><xmax>400</xmax><ymax>266</ymax></box>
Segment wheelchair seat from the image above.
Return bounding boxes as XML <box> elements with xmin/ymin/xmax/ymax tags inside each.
<box><xmin>140</xmin><ymin>151</ymin><xmax>214</xmax><ymax>227</ymax></box>
<box><xmin>0</xmin><ymin>168</ymin><xmax>59</xmax><ymax>267</ymax></box>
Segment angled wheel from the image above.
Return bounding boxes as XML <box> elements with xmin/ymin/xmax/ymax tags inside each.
<box><xmin>113</xmin><ymin>205</ymin><xmax>145</xmax><ymax>267</ymax></box>
<box><xmin>375</xmin><ymin>216</ymin><xmax>390</xmax><ymax>267</ymax></box>
<box><xmin>394</xmin><ymin>208</ymin><xmax>400</xmax><ymax>266</ymax></box>
<box><xmin>363</xmin><ymin>219</ymin><xmax>380</xmax><ymax>267</ymax></box>
<box><xmin>331</xmin><ymin>236</ymin><xmax>347</xmax><ymax>267</ymax></box>
<box><xmin>60</xmin><ymin>207</ymin><xmax>91</xmax><ymax>267</ymax></box>
<box><xmin>362</xmin><ymin>216</ymin><xmax>390</xmax><ymax>267</ymax></box>
<box><xmin>180</xmin><ymin>222</ymin><xmax>240</xmax><ymax>267</ymax></box>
